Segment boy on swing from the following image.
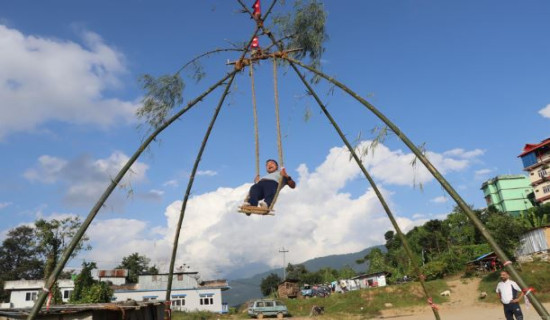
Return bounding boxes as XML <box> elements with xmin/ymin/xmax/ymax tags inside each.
<box><xmin>243</xmin><ymin>159</ymin><xmax>296</xmax><ymax>209</ymax></box>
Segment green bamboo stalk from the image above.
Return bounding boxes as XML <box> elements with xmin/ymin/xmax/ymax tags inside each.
<box><xmin>289</xmin><ymin>61</ymin><xmax>441</xmax><ymax>320</ymax></box>
<box><xmin>165</xmin><ymin>72</ymin><xmax>237</xmax><ymax>301</ymax></box>
<box><xmin>284</xmin><ymin>56</ymin><xmax>550</xmax><ymax>320</ymax></box>
<box><xmin>26</xmin><ymin>69</ymin><xmax>238</xmax><ymax>320</ymax></box>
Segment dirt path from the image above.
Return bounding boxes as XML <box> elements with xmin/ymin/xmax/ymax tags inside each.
<box><xmin>371</xmin><ymin>277</ymin><xmax>546</xmax><ymax>320</ymax></box>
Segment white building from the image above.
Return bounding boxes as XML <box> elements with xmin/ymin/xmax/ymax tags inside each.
<box><xmin>3</xmin><ymin>271</ymin><xmax>229</xmax><ymax>314</ymax></box>
<box><xmin>112</xmin><ymin>272</ymin><xmax>229</xmax><ymax>313</ymax></box>
<box><xmin>3</xmin><ymin>279</ymin><xmax>74</xmax><ymax>308</ymax></box>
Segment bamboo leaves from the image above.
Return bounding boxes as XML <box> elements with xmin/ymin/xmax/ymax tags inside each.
<box><xmin>137</xmin><ymin>74</ymin><xmax>184</xmax><ymax>130</ymax></box>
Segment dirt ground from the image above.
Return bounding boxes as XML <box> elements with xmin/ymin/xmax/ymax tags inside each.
<box><xmin>288</xmin><ymin>277</ymin><xmax>550</xmax><ymax>319</ymax></box>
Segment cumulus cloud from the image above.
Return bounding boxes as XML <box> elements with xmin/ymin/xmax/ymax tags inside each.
<box><xmin>475</xmin><ymin>168</ymin><xmax>493</xmax><ymax>180</ymax></box>
<box><xmin>163</xmin><ymin>180</ymin><xmax>179</xmax><ymax>188</ymax></box>
<box><xmin>358</xmin><ymin>141</ymin><xmax>483</xmax><ymax>187</ymax></box>
<box><xmin>24</xmin><ymin>151</ymin><xmax>148</xmax><ymax>209</ymax></box>
<box><xmin>443</xmin><ymin>148</ymin><xmax>485</xmax><ymax>159</ymax></box>
<box><xmin>430</xmin><ymin>196</ymin><xmax>448</xmax><ymax>204</ymax></box>
<box><xmin>540</xmin><ymin>104</ymin><xmax>550</xmax><ymax>118</ymax></box>
<box><xmin>81</xmin><ymin>141</ymin><xmax>479</xmax><ymax>278</ymax></box>
<box><xmin>0</xmin><ymin>25</ymin><xmax>138</xmax><ymax>140</ymax></box>
<box><xmin>197</xmin><ymin>170</ymin><xmax>218</xmax><ymax>177</ymax></box>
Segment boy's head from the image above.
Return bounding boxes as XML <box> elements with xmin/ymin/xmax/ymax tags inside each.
<box><xmin>266</xmin><ymin>159</ymin><xmax>278</xmax><ymax>173</ymax></box>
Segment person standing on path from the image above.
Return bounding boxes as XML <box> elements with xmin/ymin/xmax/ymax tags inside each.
<box><xmin>496</xmin><ymin>271</ymin><xmax>524</xmax><ymax>320</ymax></box>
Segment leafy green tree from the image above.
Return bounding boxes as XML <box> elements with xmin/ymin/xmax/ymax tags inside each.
<box><xmin>485</xmin><ymin>211</ymin><xmax>527</xmax><ymax>258</ymax></box>
<box><xmin>285</xmin><ymin>263</ymin><xmax>308</xmax><ymax>282</ymax></box>
<box><xmin>70</xmin><ymin>261</ymin><xmax>113</xmax><ymax>303</ymax></box>
<box><xmin>260</xmin><ymin>273</ymin><xmax>281</xmax><ymax>297</ymax></box>
<box><xmin>117</xmin><ymin>253</ymin><xmax>158</xmax><ymax>283</ymax></box>
<box><xmin>316</xmin><ymin>267</ymin><xmax>339</xmax><ymax>283</ymax></box>
<box><xmin>0</xmin><ymin>225</ymin><xmax>44</xmax><ymax>301</ymax></box>
<box><xmin>337</xmin><ymin>265</ymin><xmax>356</xmax><ymax>279</ymax></box>
<box><xmin>357</xmin><ymin>248</ymin><xmax>387</xmax><ymax>274</ymax></box>
<box><xmin>519</xmin><ymin>204</ymin><xmax>550</xmax><ymax>229</ymax></box>
<box><xmin>35</xmin><ymin>217</ymin><xmax>91</xmax><ymax>304</ymax></box>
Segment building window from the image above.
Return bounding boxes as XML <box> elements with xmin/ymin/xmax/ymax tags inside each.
<box><xmin>543</xmin><ymin>185</ymin><xmax>550</xmax><ymax>194</ymax></box>
<box><xmin>177</xmin><ymin>274</ymin><xmax>183</xmax><ymax>281</ymax></box>
<box><xmin>538</xmin><ymin>169</ymin><xmax>548</xmax><ymax>178</ymax></box>
<box><xmin>200</xmin><ymin>297</ymin><xmax>213</xmax><ymax>305</ymax></box>
<box><xmin>171</xmin><ymin>298</ymin><xmax>185</xmax><ymax>306</ymax></box>
<box><xmin>25</xmin><ymin>292</ymin><xmax>37</xmax><ymax>301</ymax></box>
<box><xmin>63</xmin><ymin>290</ymin><xmax>73</xmax><ymax>299</ymax></box>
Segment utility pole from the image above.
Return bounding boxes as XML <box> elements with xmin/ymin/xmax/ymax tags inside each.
<box><xmin>279</xmin><ymin>247</ymin><xmax>289</xmax><ymax>280</ymax></box>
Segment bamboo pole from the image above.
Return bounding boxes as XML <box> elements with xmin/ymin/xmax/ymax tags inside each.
<box><xmin>165</xmin><ymin>73</ymin><xmax>237</xmax><ymax>301</ymax></box>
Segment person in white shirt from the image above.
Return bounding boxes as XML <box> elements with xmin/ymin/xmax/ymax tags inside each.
<box><xmin>496</xmin><ymin>270</ymin><xmax>524</xmax><ymax>320</ymax></box>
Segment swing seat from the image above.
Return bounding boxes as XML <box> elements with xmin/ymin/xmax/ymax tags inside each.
<box><xmin>238</xmin><ymin>205</ymin><xmax>274</xmax><ymax>216</ymax></box>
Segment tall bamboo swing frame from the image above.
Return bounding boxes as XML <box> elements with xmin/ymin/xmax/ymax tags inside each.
<box><xmin>26</xmin><ymin>1</ymin><xmax>550</xmax><ymax>320</ymax></box>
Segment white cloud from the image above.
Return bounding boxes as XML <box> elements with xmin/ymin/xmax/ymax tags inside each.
<box><xmin>0</xmin><ymin>202</ymin><xmax>12</xmax><ymax>210</ymax></box>
<box><xmin>540</xmin><ymin>104</ymin><xmax>550</xmax><ymax>118</ymax></box>
<box><xmin>430</xmin><ymin>196</ymin><xmax>448</xmax><ymax>204</ymax></box>
<box><xmin>443</xmin><ymin>148</ymin><xmax>485</xmax><ymax>159</ymax></box>
<box><xmin>37</xmin><ymin>142</ymin><xmax>478</xmax><ymax>279</ymax></box>
<box><xmin>475</xmin><ymin>168</ymin><xmax>493</xmax><ymax>180</ymax></box>
<box><xmin>163</xmin><ymin>180</ymin><xmax>179</xmax><ymax>187</ymax></box>
<box><xmin>0</xmin><ymin>25</ymin><xmax>138</xmax><ymax>140</ymax></box>
<box><xmin>24</xmin><ymin>151</ymin><xmax>148</xmax><ymax>208</ymax></box>
<box><xmin>358</xmin><ymin>141</ymin><xmax>483</xmax><ymax>187</ymax></box>
<box><xmin>197</xmin><ymin>170</ymin><xmax>218</xmax><ymax>177</ymax></box>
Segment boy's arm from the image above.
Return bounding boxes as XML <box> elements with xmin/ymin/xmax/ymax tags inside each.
<box><xmin>281</xmin><ymin>168</ymin><xmax>296</xmax><ymax>189</ymax></box>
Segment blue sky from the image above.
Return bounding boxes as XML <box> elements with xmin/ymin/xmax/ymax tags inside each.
<box><xmin>1</xmin><ymin>0</ymin><xmax>549</xmax><ymax>279</ymax></box>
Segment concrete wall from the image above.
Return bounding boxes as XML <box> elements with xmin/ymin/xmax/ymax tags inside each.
<box><xmin>113</xmin><ymin>288</ymin><xmax>224</xmax><ymax>313</ymax></box>
<box><xmin>6</xmin><ymin>280</ymin><xmax>74</xmax><ymax>308</ymax></box>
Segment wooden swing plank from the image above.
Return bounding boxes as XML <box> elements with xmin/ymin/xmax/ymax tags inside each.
<box><xmin>238</xmin><ymin>205</ymin><xmax>274</xmax><ymax>216</ymax></box>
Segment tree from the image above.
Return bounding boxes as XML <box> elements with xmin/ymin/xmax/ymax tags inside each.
<box><xmin>70</xmin><ymin>261</ymin><xmax>113</xmax><ymax>303</ymax></box>
<box><xmin>285</xmin><ymin>263</ymin><xmax>308</xmax><ymax>282</ymax></box>
<box><xmin>0</xmin><ymin>225</ymin><xmax>44</xmax><ymax>301</ymax></box>
<box><xmin>117</xmin><ymin>253</ymin><xmax>158</xmax><ymax>283</ymax></box>
<box><xmin>519</xmin><ymin>204</ymin><xmax>550</xmax><ymax>229</ymax></box>
<box><xmin>485</xmin><ymin>211</ymin><xmax>527</xmax><ymax>258</ymax></box>
<box><xmin>35</xmin><ymin>217</ymin><xmax>91</xmax><ymax>304</ymax></box>
<box><xmin>357</xmin><ymin>248</ymin><xmax>387</xmax><ymax>274</ymax></box>
<box><xmin>260</xmin><ymin>273</ymin><xmax>281</xmax><ymax>297</ymax></box>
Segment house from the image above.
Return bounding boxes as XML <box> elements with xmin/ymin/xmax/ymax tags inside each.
<box><xmin>112</xmin><ymin>272</ymin><xmax>230</xmax><ymax>314</ymax></box>
<box><xmin>277</xmin><ymin>279</ymin><xmax>299</xmax><ymax>299</ymax></box>
<box><xmin>516</xmin><ymin>225</ymin><xmax>550</xmax><ymax>260</ymax></box>
<box><xmin>351</xmin><ymin>271</ymin><xmax>388</xmax><ymax>289</ymax></box>
<box><xmin>518</xmin><ymin>138</ymin><xmax>550</xmax><ymax>204</ymax></box>
<box><xmin>3</xmin><ymin>271</ymin><xmax>230</xmax><ymax>314</ymax></box>
<box><xmin>480</xmin><ymin>175</ymin><xmax>534</xmax><ymax>216</ymax></box>
<box><xmin>3</xmin><ymin>279</ymin><xmax>74</xmax><ymax>309</ymax></box>
<box><xmin>97</xmin><ymin>269</ymin><xmax>128</xmax><ymax>285</ymax></box>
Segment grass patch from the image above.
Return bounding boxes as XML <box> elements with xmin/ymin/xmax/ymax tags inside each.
<box><xmin>282</xmin><ymin>280</ymin><xmax>449</xmax><ymax>318</ymax></box>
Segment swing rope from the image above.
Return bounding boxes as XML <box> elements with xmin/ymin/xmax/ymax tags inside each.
<box><xmin>268</xmin><ymin>57</ymin><xmax>285</xmax><ymax>211</ymax></box>
<box><xmin>250</xmin><ymin>64</ymin><xmax>260</xmax><ymax>179</ymax></box>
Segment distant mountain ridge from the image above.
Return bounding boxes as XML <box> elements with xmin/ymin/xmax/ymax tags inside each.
<box><xmin>224</xmin><ymin>245</ymin><xmax>384</xmax><ymax>307</ymax></box>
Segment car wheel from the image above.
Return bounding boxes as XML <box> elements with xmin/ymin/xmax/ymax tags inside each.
<box><xmin>257</xmin><ymin>313</ymin><xmax>264</xmax><ymax>319</ymax></box>
<box><xmin>277</xmin><ymin>312</ymin><xmax>284</xmax><ymax>319</ymax></box>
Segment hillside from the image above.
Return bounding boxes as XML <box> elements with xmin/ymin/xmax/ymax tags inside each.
<box><xmin>224</xmin><ymin>245</ymin><xmax>382</xmax><ymax>307</ymax></box>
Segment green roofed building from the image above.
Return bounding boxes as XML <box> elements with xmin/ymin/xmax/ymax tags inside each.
<box><xmin>480</xmin><ymin>175</ymin><xmax>534</xmax><ymax>216</ymax></box>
